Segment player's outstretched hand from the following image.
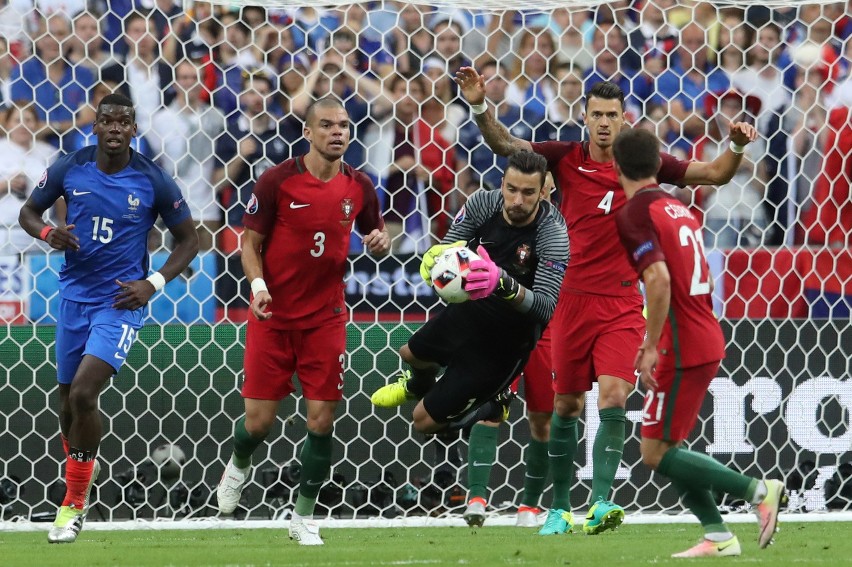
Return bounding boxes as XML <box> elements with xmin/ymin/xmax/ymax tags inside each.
<box><xmin>419</xmin><ymin>240</ymin><xmax>466</xmax><ymax>285</ymax></box>
<box><xmin>634</xmin><ymin>342</ymin><xmax>659</xmax><ymax>391</ymax></box>
<box><xmin>454</xmin><ymin>67</ymin><xmax>486</xmax><ymax>106</ymax></box>
<box><xmin>113</xmin><ymin>278</ymin><xmax>155</xmax><ymax>310</ymax></box>
<box><xmin>363</xmin><ymin>228</ymin><xmax>390</xmax><ymax>257</ymax></box>
<box><xmin>464</xmin><ymin>245</ymin><xmax>500</xmax><ymax>300</ymax></box>
<box><xmin>45</xmin><ymin>224</ymin><xmax>80</xmax><ymax>251</ymax></box>
<box><xmin>250</xmin><ymin>290</ymin><xmax>273</xmax><ymax>320</ymax></box>
<box><xmin>728</xmin><ymin>121</ymin><xmax>758</xmax><ymax>146</ymax></box>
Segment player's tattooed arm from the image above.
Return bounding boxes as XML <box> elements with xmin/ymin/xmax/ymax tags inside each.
<box><xmin>454</xmin><ymin>66</ymin><xmax>532</xmax><ymax>157</ymax></box>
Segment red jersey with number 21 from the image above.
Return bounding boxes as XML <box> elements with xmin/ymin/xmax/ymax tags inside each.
<box><xmin>242</xmin><ymin>156</ymin><xmax>383</xmax><ymax>330</ymax></box>
<box><xmin>531</xmin><ymin>141</ymin><xmax>690</xmax><ymax>297</ymax></box>
<box><xmin>615</xmin><ymin>188</ymin><xmax>725</xmax><ymax>369</ymax></box>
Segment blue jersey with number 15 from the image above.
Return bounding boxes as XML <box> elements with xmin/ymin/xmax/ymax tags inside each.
<box><xmin>30</xmin><ymin>146</ymin><xmax>191</xmax><ymax>304</ymax></box>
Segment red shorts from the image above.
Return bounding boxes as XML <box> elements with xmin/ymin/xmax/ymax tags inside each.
<box><xmin>551</xmin><ymin>292</ymin><xmax>644</xmax><ymax>394</ymax></box>
<box><xmin>242</xmin><ymin>320</ymin><xmax>346</xmax><ymax>401</ymax></box>
<box><xmin>515</xmin><ymin>329</ymin><xmax>553</xmax><ymax>414</ymax></box>
<box><xmin>641</xmin><ymin>361</ymin><xmax>720</xmax><ymax>441</ymax></box>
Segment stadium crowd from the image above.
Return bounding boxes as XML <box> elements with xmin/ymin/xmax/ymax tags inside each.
<box><xmin>1</xmin><ymin>1</ymin><xmax>850</xmax><ymax>261</ymax></box>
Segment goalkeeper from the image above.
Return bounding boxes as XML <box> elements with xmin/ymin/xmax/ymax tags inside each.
<box><xmin>370</xmin><ymin>151</ymin><xmax>568</xmax><ymax>442</ymax></box>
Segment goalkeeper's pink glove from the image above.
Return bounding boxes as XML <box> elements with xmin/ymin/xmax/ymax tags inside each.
<box><xmin>464</xmin><ymin>245</ymin><xmax>520</xmax><ymax>301</ymax></box>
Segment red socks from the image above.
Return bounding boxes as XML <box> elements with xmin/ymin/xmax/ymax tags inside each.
<box><xmin>62</xmin><ymin>454</ymin><xmax>95</xmax><ymax>509</ymax></box>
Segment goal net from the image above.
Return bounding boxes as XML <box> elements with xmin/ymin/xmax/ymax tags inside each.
<box><xmin>1</xmin><ymin>0</ymin><xmax>851</xmax><ymax>526</ymax></box>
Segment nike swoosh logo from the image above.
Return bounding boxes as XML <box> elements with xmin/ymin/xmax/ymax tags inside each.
<box><xmin>306</xmin><ymin>479</ymin><xmax>324</xmax><ymax>486</ymax></box>
<box><xmin>578</xmin><ymin>166</ymin><xmax>597</xmax><ymax>173</ymax></box>
<box><xmin>72</xmin><ymin>189</ymin><xmax>91</xmax><ymax>196</ymax></box>
<box><xmin>472</xmin><ymin>461</ymin><xmax>491</xmax><ymax>467</ymax></box>
<box><xmin>290</xmin><ymin>202</ymin><xmax>310</xmax><ymax>209</ymax></box>
<box><xmin>114</xmin><ymin>353</ymin><xmax>126</xmax><ymax>360</ymax></box>
<box><xmin>480</xmin><ymin>240</ymin><xmax>495</xmax><ymax>245</ymax></box>
<box><xmin>604</xmin><ymin>446</ymin><xmax>621</xmax><ymax>453</ymax></box>
<box><xmin>644</xmin><ymin>420</ymin><xmax>659</xmax><ymax>426</ymax></box>
<box><xmin>337</xmin><ymin>382</ymin><xmax>344</xmax><ymax>390</ymax></box>
<box><xmin>525</xmin><ymin>474</ymin><xmax>545</xmax><ymax>479</ymax></box>
<box><xmin>548</xmin><ymin>452</ymin><xmax>567</xmax><ymax>458</ymax></box>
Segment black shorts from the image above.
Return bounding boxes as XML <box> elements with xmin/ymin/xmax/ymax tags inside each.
<box><xmin>408</xmin><ymin>304</ymin><xmax>537</xmax><ymax>423</ymax></box>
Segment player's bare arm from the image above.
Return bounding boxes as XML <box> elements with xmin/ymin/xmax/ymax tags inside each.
<box><xmin>362</xmin><ymin>228</ymin><xmax>390</xmax><ymax>257</ymax></box>
<box><xmin>681</xmin><ymin>121</ymin><xmax>759</xmax><ymax>185</ymax></box>
<box><xmin>636</xmin><ymin>261</ymin><xmax>671</xmax><ymax>390</ymax></box>
<box><xmin>454</xmin><ymin>67</ymin><xmax>532</xmax><ymax>157</ymax></box>
<box><xmin>18</xmin><ymin>197</ymin><xmax>80</xmax><ymax>251</ymax></box>
<box><xmin>241</xmin><ymin>227</ymin><xmax>272</xmax><ymax>320</ymax></box>
<box><xmin>113</xmin><ymin>218</ymin><xmax>198</xmax><ymax>310</ymax></box>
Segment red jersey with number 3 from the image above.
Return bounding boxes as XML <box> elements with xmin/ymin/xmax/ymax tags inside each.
<box><xmin>531</xmin><ymin>141</ymin><xmax>690</xmax><ymax>297</ymax></box>
<box><xmin>615</xmin><ymin>187</ymin><xmax>725</xmax><ymax>369</ymax></box>
<box><xmin>242</xmin><ymin>156</ymin><xmax>383</xmax><ymax>330</ymax></box>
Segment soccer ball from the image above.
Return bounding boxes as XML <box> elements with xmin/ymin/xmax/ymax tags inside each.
<box><xmin>151</xmin><ymin>443</ymin><xmax>186</xmax><ymax>481</ymax></box>
<box><xmin>431</xmin><ymin>246</ymin><xmax>480</xmax><ymax>304</ymax></box>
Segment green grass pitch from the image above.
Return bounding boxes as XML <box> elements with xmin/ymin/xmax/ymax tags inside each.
<box><xmin>2</xmin><ymin>522</ymin><xmax>852</xmax><ymax>566</ymax></box>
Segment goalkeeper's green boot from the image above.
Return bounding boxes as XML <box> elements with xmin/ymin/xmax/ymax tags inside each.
<box><xmin>538</xmin><ymin>508</ymin><xmax>573</xmax><ymax>535</ymax></box>
<box><xmin>583</xmin><ymin>497</ymin><xmax>624</xmax><ymax>535</ymax></box>
<box><xmin>371</xmin><ymin>370</ymin><xmax>416</xmax><ymax>407</ymax></box>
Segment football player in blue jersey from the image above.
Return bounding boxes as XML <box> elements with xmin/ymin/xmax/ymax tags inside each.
<box><xmin>18</xmin><ymin>93</ymin><xmax>199</xmax><ymax>543</ymax></box>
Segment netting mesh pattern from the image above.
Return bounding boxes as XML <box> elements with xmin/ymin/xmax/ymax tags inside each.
<box><xmin>0</xmin><ymin>1</ymin><xmax>851</xmax><ymax>521</ymax></box>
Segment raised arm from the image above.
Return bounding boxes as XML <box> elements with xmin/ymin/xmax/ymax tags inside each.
<box><xmin>681</xmin><ymin>121</ymin><xmax>758</xmax><ymax>185</ymax></box>
<box><xmin>454</xmin><ymin>66</ymin><xmax>533</xmax><ymax>157</ymax></box>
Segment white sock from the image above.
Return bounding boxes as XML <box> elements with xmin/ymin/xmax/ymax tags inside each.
<box><xmin>751</xmin><ymin>481</ymin><xmax>768</xmax><ymax>505</ymax></box>
<box><xmin>705</xmin><ymin>531</ymin><xmax>734</xmax><ymax>543</ymax></box>
<box><xmin>291</xmin><ymin>511</ymin><xmax>304</xmax><ymax>522</ymax></box>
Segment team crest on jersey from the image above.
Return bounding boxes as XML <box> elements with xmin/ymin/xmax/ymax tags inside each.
<box><xmin>37</xmin><ymin>170</ymin><xmax>47</xmax><ymax>188</ymax></box>
<box><xmin>341</xmin><ymin>198</ymin><xmax>354</xmax><ymax>220</ymax></box>
<box><xmin>127</xmin><ymin>194</ymin><xmax>140</xmax><ymax>212</ymax></box>
<box><xmin>453</xmin><ymin>205</ymin><xmax>466</xmax><ymax>225</ymax></box>
<box><xmin>516</xmin><ymin>244</ymin><xmax>531</xmax><ymax>265</ymax></box>
<box><xmin>246</xmin><ymin>194</ymin><xmax>259</xmax><ymax>214</ymax></box>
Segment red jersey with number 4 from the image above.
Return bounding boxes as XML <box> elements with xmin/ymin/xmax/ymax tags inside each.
<box><xmin>615</xmin><ymin>187</ymin><xmax>725</xmax><ymax>369</ymax></box>
<box><xmin>531</xmin><ymin>141</ymin><xmax>690</xmax><ymax>297</ymax></box>
<box><xmin>242</xmin><ymin>156</ymin><xmax>383</xmax><ymax>330</ymax></box>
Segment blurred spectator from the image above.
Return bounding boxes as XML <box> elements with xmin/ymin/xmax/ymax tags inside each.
<box><xmin>732</xmin><ymin>22</ymin><xmax>795</xmax><ymax>246</ymax></box>
<box><xmin>207</xmin><ymin>15</ymin><xmax>273</xmax><ymax>116</ymax></box>
<box><xmin>432</xmin><ymin>17</ymin><xmax>471</xmax><ymax>75</ymax></box>
<box><xmin>212</xmin><ymin>69</ymin><xmax>306</xmax><ymax>229</ymax></box>
<box><xmin>546</xmin><ymin>63</ymin><xmax>585</xmax><ymax>142</ymax></box>
<box><xmin>628</xmin><ymin>0</ymin><xmax>678</xmax><ymax>58</ymax></box>
<box><xmin>715</xmin><ymin>9</ymin><xmax>751</xmax><ymax>75</ymax></box>
<box><xmin>0</xmin><ymin>104</ymin><xmax>57</xmax><ymax>255</ymax></box>
<box><xmin>0</xmin><ymin>0</ymin><xmax>29</xmax><ymax>57</ymax></box>
<box><xmin>506</xmin><ymin>27</ymin><xmax>559</xmax><ymax>118</ymax></box>
<box><xmin>0</xmin><ymin>36</ymin><xmax>14</xmax><ymax>108</ymax></box>
<box><xmin>457</xmin><ymin>60</ymin><xmax>548</xmax><ymax>195</ymax></box>
<box><xmin>803</xmin><ymin>104</ymin><xmax>852</xmax><ymax>248</ymax></box>
<box><xmin>363</xmin><ymin>74</ymin><xmax>456</xmax><ymax>253</ymax></box>
<box><xmin>149</xmin><ymin>0</ymin><xmax>182</xmax><ymax>40</ymax></box>
<box><xmin>286</xmin><ymin>7</ymin><xmax>337</xmax><ymax>52</ymax></box>
<box><xmin>162</xmin><ymin>0</ymin><xmax>220</xmax><ymax>63</ymax></box>
<box><xmin>327</xmin><ymin>24</ymin><xmax>393</xmax><ymax>79</ymax></box>
<box><xmin>547</xmin><ymin>9</ymin><xmax>594</xmax><ymax>71</ymax></box>
<box><xmin>66</xmin><ymin>11</ymin><xmax>114</xmax><ymax>73</ymax></box>
<box><xmin>149</xmin><ymin>59</ymin><xmax>226</xmax><ymax>250</ymax></box>
<box><xmin>421</xmin><ymin>57</ymin><xmax>466</xmax><ymax>145</ymax></box>
<box><xmin>101</xmin><ymin>11</ymin><xmax>174</xmax><ymax>136</ymax></box>
<box><xmin>64</xmin><ymin>80</ymin><xmax>154</xmax><ymax>157</ymax></box>
<box><xmin>584</xmin><ymin>22</ymin><xmax>650</xmax><ymax>120</ymax></box>
<box><xmin>388</xmin><ymin>2</ymin><xmax>433</xmax><ymax>76</ymax></box>
<box><xmin>10</xmin><ymin>13</ymin><xmax>93</xmax><ymax>148</ymax></box>
<box><xmin>653</xmin><ymin>22</ymin><xmax>731</xmax><ymax>143</ymax></box>
<box><xmin>698</xmin><ymin>91</ymin><xmax>767</xmax><ymax>249</ymax></box>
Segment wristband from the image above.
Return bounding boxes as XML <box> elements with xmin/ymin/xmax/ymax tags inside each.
<box><xmin>470</xmin><ymin>102</ymin><xmax>487</xmax><ymax>115</ymax></box>
<box><xmin>250</xmin><ymin>278</ymin><xmax>268</xmax><ymax>295</ymax></box>
<box><xmin>729</xmin><ymin>141</ymin><xmax>745</xmax><ymax>155</ymax></box>
<box><xmin>39</xmin><ymin>225</ymin><xmax>54</xmax><ymax>241</ymax></box>
<box><xmin>495</xmin><ymin>270</ymin><xmax>520</xmax><ymax>301</ymax></box>
<box><xmin>146</xmin><ymin>271</ymin><xmax>166</xmax><ymax>292</ymax></box>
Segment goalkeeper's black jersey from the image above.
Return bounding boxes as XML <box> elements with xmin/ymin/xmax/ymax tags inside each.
<box><xmin>442</xmin><ymin>188</ymin><xmax>569</xmax><ymax>329</ymax></box>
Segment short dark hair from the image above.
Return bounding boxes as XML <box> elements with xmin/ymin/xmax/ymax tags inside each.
<box><xmin>305</xmin><ymin>96</ymin><xmax>346</xmax><ymax>125</ymax></box>
<box><xmin>506</xmin><ymin>150</ymin><xmax>548</xmax><ymax>187</ymax></box>
<box><xmin>97</xmin><ymin>93</ymin><xmax>135</xmax><ymax>119</ymax></box>
<box><xmin>612</xmin><ymin>129</ymin><xmax>660</xmax><ymax>181</ymax></box>
<box><xmin>584</xmin><ymin>81</ymin><xmax>625</xmax><ymax>112</ymax></box>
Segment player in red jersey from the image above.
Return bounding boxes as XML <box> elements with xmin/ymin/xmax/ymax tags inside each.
<box><xmin>215</xmin><ymin>97</ymin><xmax>389</xmax><ymax>545</ymax></box>
<box><xmin>455</xmin><ymin>70</ymin><xmax>757</xmax><ymax>535</ymax></box>
<box><xmin>613</xmin><ymin>128</ymin><xmax>786</xmax><ymax>558</ymax></box>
